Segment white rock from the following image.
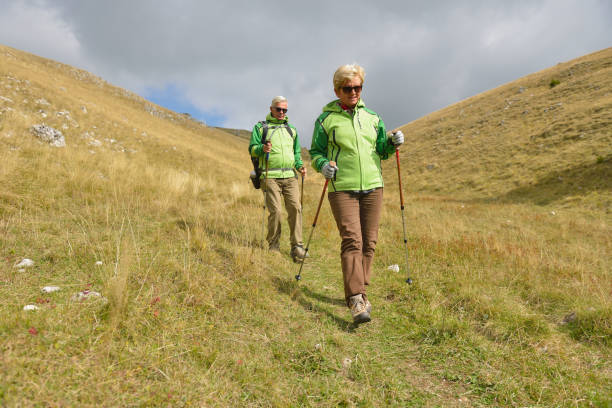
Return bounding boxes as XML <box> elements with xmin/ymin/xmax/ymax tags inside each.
<box><xmin>387</xmin><ymin>264</ymin><xmax>400</xmax><ymax>273</ymax></box>
<box><xmin>42</xmin><ymin>286</ymin><xmax>61</xmax><ymax>293</ymax></box>
<box><xmin>342</xmin><ymin>358</ymin><xmax>352</xmax><ymax>369</ymax></box>
<box><xmin>23</xmin><ymin>305</ymin><xmax>39</xmax><ymax>311</ymax></box>
<box><xmin>30</xmin><ymin>124</ymin><xmax>66</xmax><ymax>147</ymax></box>
<box><xmin>71</xmin><ymin>290</ymin><xmax>105</xmax><ymax>302</ymax></box>
<box><xmin>314</xmin><ymin>343</ymin><xmax>322</xmax><ymax>350</ymax></box>
<box><xmin>15</xmin><ymin>258</ymin><xmax>34</xmax><ymax>268</ymax></box>
<box><xmin>95</xmin><ymin>261</ymin><xmax>103</xmax><ymax>266</ymax></box>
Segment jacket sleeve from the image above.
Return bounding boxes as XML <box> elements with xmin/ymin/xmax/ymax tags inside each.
<box><xmin>309</xmin><ymin>117</ymin><xmax>329</xmax><ymax>172</ymax></box>
<box><xmin>248</xmin><ymin>123</ymin><xmax>263</xmax><ymax>158</ymax></box>
<box><xmin>292</xmin><ymin>126</ymin><xmax>303</xmax><ymax>170</ymax></box>
<box><xmin>375</xmin><ymin>116</ymin><xmax>395</xmax><ymax>160</ymax></box>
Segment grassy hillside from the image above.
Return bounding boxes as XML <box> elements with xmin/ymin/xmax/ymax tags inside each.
<box><xmin>396</xmin><ymin>47</ymin><xmax>611</xmax><ymax>210</ymax></box>
<box><xmin>1</xmin><ymin>44</ymin><xmax>610</xmax><ymax>407</ymax></box>
<box><xmin>214</xmin><ymin>126</ymin><xmax>252</xmax><ymax>140</ymax></box>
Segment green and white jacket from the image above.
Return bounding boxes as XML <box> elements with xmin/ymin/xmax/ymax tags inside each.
<box><xmin>248</xmin><ymin>114</ymin><xmax>303</xmax><ymax>179</ymax></box>
<box><xmin>310</xmin><ymin>99</ymin><xmax>396</xmax><ymax>192</ymax></box>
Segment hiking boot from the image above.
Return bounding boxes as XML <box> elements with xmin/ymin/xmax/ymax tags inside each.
<box><xmin>363</xmin><ymin>296</ymin><xmax>372</xmax><ymax>314</ymax></box>
<box><xmin>291</xmin><ymin>245</ymin><xmax>307</xmax><ymax>263</ymax></box>
<box><xmin>348</xmin><ymin>294</ymin><xmax>371</xmax><ymax>324</ymax></box>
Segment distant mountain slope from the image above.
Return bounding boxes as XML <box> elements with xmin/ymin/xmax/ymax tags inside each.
<box><xmin>214</xmin><ymin>127</ymin><xmax>251</xmax><ymax>140</ymax></box>
<box><xmin>0</xmin><ymin>44</ymin><xmax>243</xmax><ymax>170</ymax></box>
<box><xmin>394</xmin><ymin>47</ymin><xmax>611</xmax><ymax>209</ymax></box>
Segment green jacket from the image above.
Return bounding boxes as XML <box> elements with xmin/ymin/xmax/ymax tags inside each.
<box><xmin>310</xmin><ymin>99</ymin><xmax>395</xmax><ymax>192</ymax></box>
<box><xmin>248</xmin><ymin>114</ymin><xmax>303</xmax><ymax>179</ymax></box>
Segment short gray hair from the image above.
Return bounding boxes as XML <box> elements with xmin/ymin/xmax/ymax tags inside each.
<box><xmin>270</xmin><ymin>96</ymin><xmax>287</xmax><ymax>106</ymax></box>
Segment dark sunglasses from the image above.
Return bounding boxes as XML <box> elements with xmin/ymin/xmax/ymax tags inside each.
<box><xmin>273</xmin><ymin>107</ymin><xmax>288</xmax><ymax>113</ymax></box>
<box><xmin>341</xmin><ymin>85</ymin><xmax>362</xmax><ymax>93</ymax></box>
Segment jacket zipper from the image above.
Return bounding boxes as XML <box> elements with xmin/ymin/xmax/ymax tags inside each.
<box><xmin>352</xmin><ymin>110</ymin><xmax>363</xmax><ymax>190</ymax></box>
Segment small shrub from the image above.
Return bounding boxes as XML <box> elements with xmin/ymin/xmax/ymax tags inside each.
<box><xmin>549</xmin><ymin>79</ymin><xmax>560</xmax><ymax>88</ymax></box>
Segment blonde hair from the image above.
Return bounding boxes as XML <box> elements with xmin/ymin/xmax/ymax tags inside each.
<box><xmin>333</xmin><ymin>64</ymin><xmax>365</xmax><ymax>90</ymax></box>
<box><xmin>270</xmin><ymin>96</ymin><xmax>287</xmax><ymax>106</ymax></box>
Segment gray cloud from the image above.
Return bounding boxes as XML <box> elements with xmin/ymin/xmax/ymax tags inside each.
<box><xmin>1</xmin><ymin>0</ymin><xmax>610</xmax><ymax>144</ymax></box>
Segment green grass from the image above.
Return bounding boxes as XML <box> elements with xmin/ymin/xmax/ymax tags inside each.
<box><xmin>0</xmin><ymin>44</ymin><xmax>610</xmax><ymax>406</ymax></box>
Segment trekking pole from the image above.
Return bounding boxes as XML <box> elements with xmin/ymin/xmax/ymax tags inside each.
<box><xmin>395</xmin><ymin>148</ymin><xmax>412</xmax><ymax>284</ymax></box>
<box><xmin>300</xmin><ymin>172</ymin><xmax>304</xmax><ymax>231</ymax></box>
<box><xmin>300</xmin><ymin>173</ymin><xmax>304</xmax><ymax>211</ymax></box>
<box><xmin>261</xmin><ymin>151</ymin><xmax>269</xmax><ymax>249</ymax></box>
<box><xmin>295</xmin><ymin>177</ymin><xmax>330</xmax><ymax>281</ymax></box>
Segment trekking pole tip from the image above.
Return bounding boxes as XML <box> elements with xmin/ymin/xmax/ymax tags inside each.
<box><xmin>295</xmin><ymin>274</ymin><xmax>301</xmax><ymax>281</ymax></box>
<box><xmin>405</xmin><ymin>278</ymin><xmax>413</xmax><ymax>284</ymax></box>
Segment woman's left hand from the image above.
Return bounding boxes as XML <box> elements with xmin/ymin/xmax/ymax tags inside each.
<box><xmin>391</xmin><ymin>130</ymin><xmax>404</xmax><ymax>146</ymax></box>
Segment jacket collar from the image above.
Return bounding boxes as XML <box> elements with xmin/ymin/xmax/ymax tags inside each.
<box><xmin>322</xmin><ymin>99</ymin><xmax>365</xmax><ymax>113</ymax></box>
<box><xmin>266</xmin><ymin>113</ymin><xmax>289</xmax><ymax>124</ymax></box>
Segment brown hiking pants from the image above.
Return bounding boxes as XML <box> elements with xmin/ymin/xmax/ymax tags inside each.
<box><xmin>328</xmin><ymin>188</ymin><xmax>383</xmax><ymax>302</ymax></box>
<box><xmin>263</xmin><ymin>177</ymin><xmax>303</xmax><ymax>250</ymax></box>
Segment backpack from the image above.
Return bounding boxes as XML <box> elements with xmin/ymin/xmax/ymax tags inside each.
<box><xmin>249</xmin><ymin>121</ymin><xmax>294</xmax><ymax>189</ymax></box>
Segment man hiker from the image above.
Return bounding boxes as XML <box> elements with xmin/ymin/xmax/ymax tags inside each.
<box><xmin>249</xmin><ymin>96</ymin><xmax>307</xmax><ymax>262</ymax></box>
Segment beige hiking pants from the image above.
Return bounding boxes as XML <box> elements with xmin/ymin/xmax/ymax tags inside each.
<box><xmin>263</xmin><ymin>177</ymin><xmax>303</xmax><ymax>250</ymax></box>
<box><xmin>328</xmin><ymin>188</ymin><xmax>383</xmax><ymax>302</ymax></box>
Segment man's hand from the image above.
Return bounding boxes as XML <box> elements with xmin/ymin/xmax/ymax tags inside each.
<box><xmin>391</xmin><ymin>130</ymin><xmax>404</xmax><ymax>147</ymax></box>
<box><xmin>299</xmin><ymin>167</ymin><xmax>307</xmax><ymax>177</ymax></box>
<box><xmin>321</xmin><ymin>161</ymin><xmax>338</xmax><ymax>179</ymax></box>
<box><xmin>262</xmin><ymin>141</ymin><xmax>272</xmax><ymax>153</ymax></box>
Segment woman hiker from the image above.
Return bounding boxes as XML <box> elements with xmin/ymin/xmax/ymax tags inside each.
<box><xmin>309</xmin><ymin>64</ymin><xmax>404</xmax><ymax>324</ymax></box>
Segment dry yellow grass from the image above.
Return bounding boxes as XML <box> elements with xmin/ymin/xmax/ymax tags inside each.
<box><xmin>0</xmin><ymin>44</ymin><xmax>610</xmax><ymax>406</ymax></box>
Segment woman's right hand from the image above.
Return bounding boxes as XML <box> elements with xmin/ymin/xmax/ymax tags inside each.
<box><xmin>321</xmin><ymin>161</ymin><xmax>338</xmax><ymax>179</ymax></box>
<box><xmin>263</xmin><ymin>142</ymin><xmax>271</xmax><ymax>153</ymax></box>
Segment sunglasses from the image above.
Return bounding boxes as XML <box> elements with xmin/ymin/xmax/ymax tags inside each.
<box><xmin>341</xmin><ymin>85</ymin><xmax>362</xmax><ymax>94</ymax></box>
<box><xmin>273</xmin><ymin>107</ymin><xmax>288</xmax><ymax>113</ymax></box>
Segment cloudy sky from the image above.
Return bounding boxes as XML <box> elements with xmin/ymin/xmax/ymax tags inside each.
<box><xmin>1</xmin><ymin>0</ymin><xmax>610</xmax><ymax>144</ymax></box>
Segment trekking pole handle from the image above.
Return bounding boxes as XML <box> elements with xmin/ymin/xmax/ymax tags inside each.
<box><xmin>263</xmin><ymin>141</ymin><xmax>272</xmax><ymax>153</ymax></box>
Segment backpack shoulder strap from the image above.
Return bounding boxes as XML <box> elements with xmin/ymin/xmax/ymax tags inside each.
<box><xmin>259</xmin><ymin>121</ymin><xmax>268</xmax><ymax>143</ymax></box>
<box><xmin>284</xmin><ymin>123</ymin><xmax>294</xmax><ymax>138</ymax></box>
